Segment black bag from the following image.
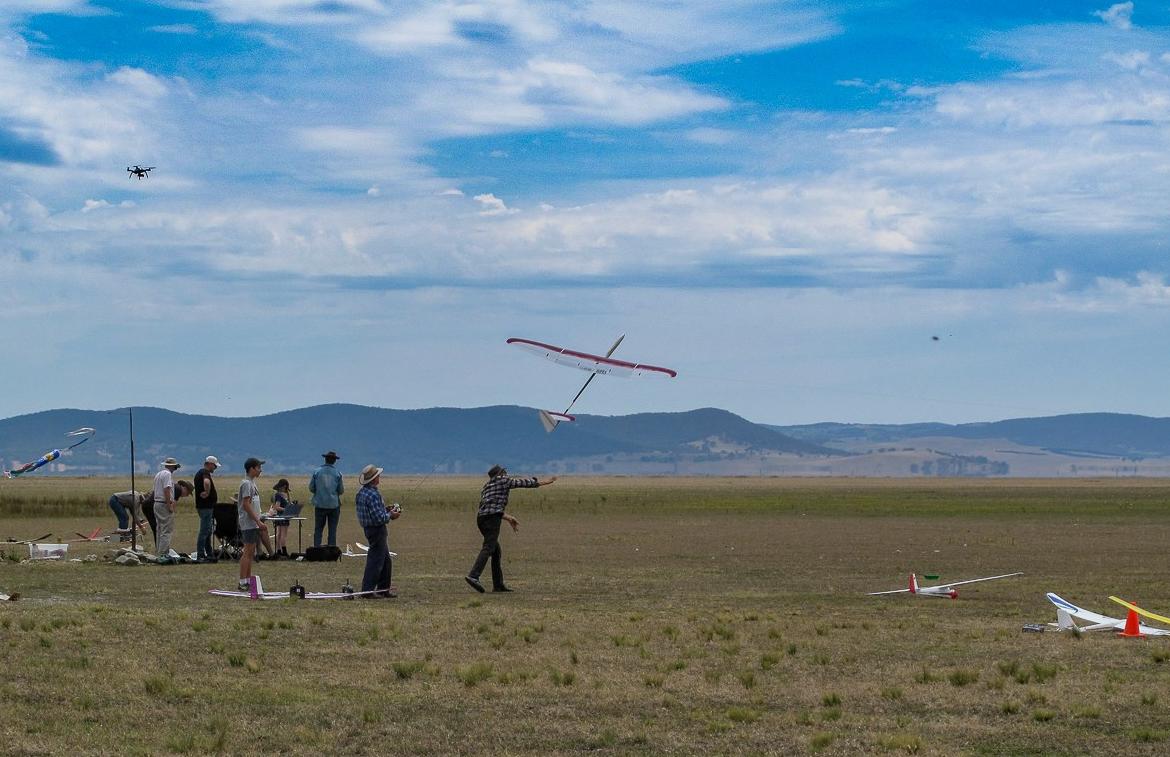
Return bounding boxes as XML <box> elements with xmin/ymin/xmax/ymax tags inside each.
<box><xmin>304</xmin><ymin>545</ymin><xmax>342</xmax><ymax>562</ymax></box>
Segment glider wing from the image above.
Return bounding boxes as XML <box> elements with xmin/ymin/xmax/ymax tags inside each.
<box><xmin>1109</xmin><ymin>596</ymin><xmax>1170</xmax><ymax>626</ymax></box>
<box><xmin>934</xmin><ymin>572</ymin><xmax>1024</xmax><ymax>590</ymax></box>
<box><xmin>507</xmin><ymin>338</ymin><xmax>677</xmax><ymax>378</ymax></box>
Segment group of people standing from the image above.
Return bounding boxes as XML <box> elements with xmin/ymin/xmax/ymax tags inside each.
<box><xmin>107</xmin><ymin>450</ymin><xmax>559</xmax><ymax>598</ymax></box>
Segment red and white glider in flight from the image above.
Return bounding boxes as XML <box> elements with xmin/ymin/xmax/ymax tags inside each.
<box><xmin>507</xmin><ymin>335</ymin><xmax>677</xmax><ymax>432</ymax></box>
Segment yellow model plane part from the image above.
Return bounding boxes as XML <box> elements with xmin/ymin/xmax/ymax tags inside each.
<box><xmin>1109</xmin><ymin>596</ymin><xmax>1170</xmax><ymax>626</ymax></box>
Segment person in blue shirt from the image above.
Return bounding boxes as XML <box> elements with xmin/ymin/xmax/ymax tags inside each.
<box><xmin>355</xmin><ymin>464</ymin><xmax>401</xmax><ymax>598</ymax></box>
<box><xmin>308</xmin><ymin>450</ymin><xmax>344</xmax><ymax>547</ymax></box>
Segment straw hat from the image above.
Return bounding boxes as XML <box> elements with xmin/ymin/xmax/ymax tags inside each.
<box><xmin>359</xmin><ymin>464</ymin><xmax>383</xmax><ymax>486</ymax></box>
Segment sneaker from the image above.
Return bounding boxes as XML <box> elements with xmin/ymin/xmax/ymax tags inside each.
<box><xmin>492</xmin><ymin>585</ymin><xmax>514</xmax><ymax>593</ymax></box>
<box><xmin>464</xmin><ymin>576</ymin><xmax>485</xmax><ymax>593</ymax></box>
<box><xmin>238</xmin><ymin>580</ymin><xmax>249</xmax><ymax>591</ymax></box>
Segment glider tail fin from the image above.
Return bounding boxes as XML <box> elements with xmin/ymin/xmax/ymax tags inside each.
<box><xmin>1055</xmin><ymin>608</ymin><xmax>1078</xmax><ymax>631</ymax></box>
<box><xmin>909</xmin><ymin>573</ymin><xmax>919</xmax><ymax>594</ymax></box>
<box><xmin>539</xmin><ymin>410</ymin><xmax>560</xmax><ymax>433</ymax></box>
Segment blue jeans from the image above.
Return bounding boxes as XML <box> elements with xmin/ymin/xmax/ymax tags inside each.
<box><xmin>313</xmin><ymin>507</ymin><xmax>340</xmax><ymax>547</ymax></box>
<box><xmin>361</xmin><ymin>524</ymin><xmax>392</xmax><ymax>594</ymax></box>
<box><xmin>196</xmin><ymin>508</ymin><xmax>215</xmax><ymax>559</ymax></box>
<box><xmin>108</xmin><ymin>495</ymin><xmax>129</xmax><ymax>530</ymax></box>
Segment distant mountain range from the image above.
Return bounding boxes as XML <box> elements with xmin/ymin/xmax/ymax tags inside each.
<box><xmin>0</xmin><ymin>405</ymin><xmax>837</xmax><ymax>477</ymax></box>
<box><xmin>768</xmin><ymin>413</ymin><xmax>1170</xmax><ymax>459</ymax></box>
<box><xmin>4</xmin><ymin>407</ymin><xmax>1170</xmax><ymax>478</ymax></box>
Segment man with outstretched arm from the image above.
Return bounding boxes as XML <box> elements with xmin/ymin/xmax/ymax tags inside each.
<box><xmin>236</xmin><ymin>457</ymin><xmax>268</xmax><ymax>591</ymax></box>
<box><xmin>465</xmin><ymin>465</ymin><xmax>557</xmax><ymax>593</ymax></box>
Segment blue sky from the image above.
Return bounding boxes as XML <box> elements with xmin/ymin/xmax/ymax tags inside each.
<box><xmin>3</xmin><ymin>0</ymin><xmax>1170</xmax><ymax>425</ymax></box>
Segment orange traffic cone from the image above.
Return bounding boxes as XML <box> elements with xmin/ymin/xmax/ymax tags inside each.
<box><xmin>1118</xmin><ymin>608</ymin><xmax>1145</xmax><ymax>638</ymax></box>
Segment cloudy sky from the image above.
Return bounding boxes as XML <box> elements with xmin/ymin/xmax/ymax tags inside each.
<box><xmin>3</xmin><ymin>0</ymin><xmax>1170</xmax><ymax>425</ymax></box>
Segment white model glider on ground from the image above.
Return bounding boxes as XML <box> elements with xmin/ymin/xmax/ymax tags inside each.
<box><xmin>209</xmin><ymin>576</ymin><xmax>384</xmax><ymax>600</ymax></box>
<box><xmin>869</xmin><ymin>572</ymin><xmax>1023</xmax><ymax>599</ymax></box>
<box><xmin>346</xmin><ymin>542</ymin><xmax>396</xmax><ymax>558</ymax></box>
<box><xmin>1046</xmin><ymin>592</ymin><xmax>1170</xmax><ymax>636</ymax></box>
<box><xmin>507</xmin><ymin>335</ymin><xmax>678</xmax><ymax>432</ymax></box>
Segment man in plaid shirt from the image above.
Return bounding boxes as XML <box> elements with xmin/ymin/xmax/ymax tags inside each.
<box><xmin>355</xmin><ymin>464</ymin><xmax>401</xmax><ymax>598</ymax></box>
<box><xmin>465</xmin><ymin>464</ymin><xmax>557</xmax><ymax>593</ymax></box>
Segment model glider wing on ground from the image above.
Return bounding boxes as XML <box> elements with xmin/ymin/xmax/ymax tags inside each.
<box><xmin>1047</xmin><ymin>592</ymin><xmax>1170</xmax><ymax>636</ymax></box>
<box><xmin>3</xmin><ymin>427</ymin><xmax>95</xmax><ymax>479</ymax></box>
<box><xmin>507</xmin><ymin>335</ymin><xmax>677</xmax><ymax>432</ymax></box>
<box><xmin>1109</xmin><ymin>596</ymin><xmax>1170</xmax><ymax>626</ymax></box>
<box><xmin>3</xmin><ymin>533</ymin><xmax>52</xmax><ymax>545</ymax></box>
<box><xmin>69</xmin><ymin>528</ymin><xmax>107</xmax><ymax>543</ymax></box>
<box><xmin>869</xmin><ymin>572</ymin><xmax>1023</xmax><ymax>598</ymax></box>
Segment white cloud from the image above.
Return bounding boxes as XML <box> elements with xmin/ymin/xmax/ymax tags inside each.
<box><xmin>685</xmin><ymin>127</ymin><xmax>737</xmax><ymax>145</ymax></box>
<box><xmin>474</xmin><ymin>192</ymin><xmax>514</xmax><ymax>216</ymax></box>
<box><xmin>1094</xmin><ymin>2</ymin><xmax>1134</xmax><ymax>30</ymax></box>
<box><xmin>366</xmin><ymin>185</ymin><xmax>381</xmax><ymax>196</ymax></box>
<box><xmin>149</xmin><ymin>23</ymin><xmax>198</xmax><ymax>35</ymax></box>
<box><xmin>1102</xmin><ymin>50</ymin><xmax>1151</xmax><ymax>70</ymax></box>
<box><xmin>81</xmin><ymin>198</ymin><xmax>109</xmax><ymax>212</ymax></box>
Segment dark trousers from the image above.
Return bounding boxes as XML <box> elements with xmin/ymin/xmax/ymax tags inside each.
<box><xmin>313</xmin><ymin>507</ymin><xmax>340</xmax><ymax>547</ymax></box>
<box><xmin>361</xmin><ymin>524</ymin><xmax>392</xmax><ymax>594</ymax></box>
<box><xmin>469</xmin><ymin>513</ymin><xmax>505</xmax><ymax>589</ymax></box>
<box><xmin>195</xmin><ymin>509</ymin><xmax>214</xmax><ymax>559</ymax></box>
<box><xmin>143</xmin><ymin>500</ymin><xmax>157</xmax><ymax>543</ymax></box>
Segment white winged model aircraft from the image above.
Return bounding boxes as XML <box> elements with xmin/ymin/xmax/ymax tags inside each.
<box><xmin>1045</xmin><ymin>593</ymin><xmax>1170</xmax><ymax>636</ymax></box>
<box><xmin>209</xmin><ymin>576</ymin><xmax>384</xmax><ymax>600</ymax></box>
<box><xmin>869</xmin><ymin>572</ymin><xmax>1023</xmax><ymax>599</ymax></box>
<box><xmin>507</xmin><ymin>335</ymin><xmax>677</xmax><ymax>432</ymax></box>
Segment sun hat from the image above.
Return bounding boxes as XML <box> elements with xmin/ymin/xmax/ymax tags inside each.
<box><xmin>162</xmin><ymin>457</ymin><xmax>181</xmax><ymax>469</ymax></box>
<box><xmin>487</xmin><ymin>464</ymin><xmax>506</xmax><ymax>478</ymax></box>
<box><xmin>204</xmin><ymin>455</ymin><xmax>222</xmax><ymax>468</ymax></box>
<box><xmin>272</xmin><ymin>478</ymin><xmax>290</xmax><ymax>491</ymax></box>
<box><xmin>322</xmin><ymin>451</ymin><xmax>340</xmax><ymax>460</ymax></box>
<box><xmin>359</xmin><ymin>464</ymin><xmax>383</xmax><ymax>486</ymax></box>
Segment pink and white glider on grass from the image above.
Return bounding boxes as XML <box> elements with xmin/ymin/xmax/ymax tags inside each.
<box><xmin>869</xmin><ymin>572</ymin><xmax>1023</xmax><ymax>599</ymax></box>
<box><xmin>507</xmin><ymin>335</ymin><xmax>677</xmax><ymax>432</ymax></box>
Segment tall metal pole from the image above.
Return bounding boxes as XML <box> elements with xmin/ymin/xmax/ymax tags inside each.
<box><xmin>129</xmin><ymin>407</ymin><xmax>137</xmax><ymax>551</ymax></box>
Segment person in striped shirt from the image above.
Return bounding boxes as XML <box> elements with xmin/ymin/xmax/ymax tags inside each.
<box><xmin>464</xmin><ymin>465</ymin><xmax>557</xmax><ymax>593</ymax></box>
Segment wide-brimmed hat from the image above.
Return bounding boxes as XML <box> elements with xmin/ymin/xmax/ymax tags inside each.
<box><xmin>322</xmin><ymin>451</ymin><xmax>340</xmax><ymax>460</ymax></box>
<box><xmin>487</xmin><ymin>464</ymin><xmax>506</xmax><ymax>478</ymax></box>
<box><xmin>272</xmin><ymin>478</ymin><xmax>290</xmax><ymax>491</ymax></box>
<box><xmin>162</xmin><ymin>457</ymin><xmax>181</xmax><ymax>469</ymax></box>
<box><xmin>204</xmin><ymin>455</ymin><xmax>222</xmax><ymax>469</ymax></box>
<box><xmin>359</xmin><ymin>464</ymin><xmax>383</xmax><ymax>486</ymax></box>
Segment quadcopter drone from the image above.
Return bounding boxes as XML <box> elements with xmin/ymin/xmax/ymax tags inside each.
<box><xmin>127</xmin><ymin>165</ymin><xmax>155</xmax><ymax>179</ymax></box>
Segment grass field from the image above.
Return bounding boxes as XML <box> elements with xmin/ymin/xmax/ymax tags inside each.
<box><xmin>3</xmin><ymin>476</ymin><xmax>1170</xmax><ymax>755</ymax></box>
